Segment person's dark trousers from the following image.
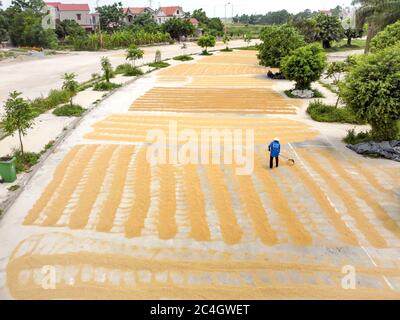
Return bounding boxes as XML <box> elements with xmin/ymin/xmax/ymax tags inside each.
<box><xmin>270</xmin><ymin>156</ymin><xmax>279</xmax><ymax>169</ymax></box>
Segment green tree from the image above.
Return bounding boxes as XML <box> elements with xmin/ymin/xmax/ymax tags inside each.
<box><xmin>55</xmin><ymin>20</ymin><xmax>85</xmax><ymax>39</ymax></box>
<box><xmin>1</xmin><ymin>91</ymin><xmax>34</xmax><ymax>154</ymax></box>
<box><xmin>325</xmin><ymin>61</ymin><xmax>349</xmax><ymax>107</ymax></box>
<box><xmin>96</xmin><ymin>2</ymin><xmax>125</xmax><ymax>32</ymax></box>
<box><xmin>291</xmin><ymin>18</ymin><xmax>319</xmax><ymax>43</ymax></box>
<box><xmin>62</xmin><ymin>73</ymin><xmax>78</xmax><ymax>106</ymax></box>
<box><xmin>370</xmin><ymin>19</ymin><xmax>400</xmax><ymax>51</ymax></box>
<box><xmin>6</xmin><ymin>1</ymin><xmax>58</xmax><ymax>48</ymax></box>
<box><xmin>340</xmin><ymin>44</ymin><xmax>400</xmax><ymax>140</ymax></box>
<box><xmin>223</xmin><ymin>34</ymin><xmax>231</xmax><ymax>50</ymax></box>
<box><xmin>101</xmin><ymin>57</ymin><xmax>113</xmax><ymax>82</ymax></box>
<box><xmin>192</xmin><ymin>8</ymin><xmax>209</xmax><ymax>25</ymax></box>
<box><xmin>197</xmin><ymin>34</ymin><xmax>216</xmax><ymax>54</ymax></box>
<box><xmin>132</xmin><ymin>12</ymin><xmax>158</xmax><ymax>33</ymax></box>
<box><xmin>243</xmin><ymin>33</ymin><xmax>252</xmax><ymax>47</ymax></box>
<box><xmin>281</xmin><ymin>44</ymin><xmax>327</xmax><ymax>90</ymax></box>
<box><xmin>206</xmin><ymin>18</ymin><xmax>224</xmax><ymax>36</ymax></box>
<box><xmin>257</xmin><ymin>24</ymin><xmax>305</xmax><ymax>68</ymax></box>
<box><xmin>354</xmin><ymin>0</ymin><xmax>400</xmax><ymax>52</ymax></box>
<box><xmin>315</xmin><ymin>14</ymin><xmax>344</xmax><ymax>49</ymax></box>
<box><xmin>162</xmin><ymin>18</ymin><xmax>194</xmax><ymax>40</ymax></box>
<box><xmin>0</xmin><ymin>2</ymin><xmax>8</xmax><ymax>42</ymax></box>
<box><xmin>126</xmin><ymin>44</ymin><xmax>144</xmax><ymax>66</ymax></box>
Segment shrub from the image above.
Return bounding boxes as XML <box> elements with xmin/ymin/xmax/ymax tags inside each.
<box><xmin>30</xmin><ymin>89</ymin><xmax>71</xmax><ymax>117</ymax></box>
<box><xmin>101</xmin><ymin>57</ymin><xmax>113</xmax><ymax>82</ymax></box>
<box><xmin>173</xmin><ymin>55</ymin><xmax>193</xmax><ymax>61</ymax></box>
<box><xmin>14</xmin><ymin>150</ymin><xmax>40</xmax><ymax>173</ymax></box>
<box><xmin>93</xmin><ymin>81</ymin><xmax>121</xmax><ymax>91</ymax></box>
<box><xmin>370</xmin><ymin>20</ymin><xmax>400</xmax><ymax>52</ymax></box>
<box><xmin>257</xmin><ymin>24</ymin><xmax>305</xmax><ymax>67</ymax></box>
<box><xmin>53</xmin><ymin>104</ymin><xmax>85</xmax><ymax>117</ymax></box>
<box><xmin>340</xmin><ymin>44</ymin><xmax>400</xmax><ymax>140</ymax></box>
<box><xmin>126</xmin><ymin>44</ymin><xmax>144</xmax><ymax>66</ymax></box>
<box><xmin>148</xmin><ymin>61</ymin><xmax>170</xmax><ymax>69</ymax></box>
<box><xmin>307</xmin><ymin>100</ymin><xmax>363</xmax><ymax>124</ymax></box>
<box><xmin>343</xmin><ymin>129</ymin><xmax>372</xmax><ymax>145</ymax></box>
<box><xmin>281</xmin><ymin>44</ymin><xmax>327</xmax><ymax>90</ymax></box>
<box><xmin>115</xmin><ymin>64</ymin><xmax>143</xmax><ymax>76</ymax></box>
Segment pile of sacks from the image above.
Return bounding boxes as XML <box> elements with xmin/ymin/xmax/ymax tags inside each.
<box><xmin>347</xmin><ymin>140</ymin><xmax>400</xmax><ymax>162</ymax></box>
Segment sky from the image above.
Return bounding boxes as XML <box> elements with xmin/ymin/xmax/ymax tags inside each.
<box><xmin>1</xmin><ymin>0</ymin><xmax>354</xmax><ymax>17</ymax></box>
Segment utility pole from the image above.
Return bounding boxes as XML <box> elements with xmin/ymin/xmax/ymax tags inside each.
<box><xmin>96</xmin><ymin>0</ymin><xmax>103</xmax><ymax>49</ymax></box>
<box><xmin>224</xmin><ymin>2</ymin><xmax>231</xmax><ymax>36</ymax></box>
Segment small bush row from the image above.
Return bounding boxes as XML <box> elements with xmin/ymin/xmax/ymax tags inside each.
<box><xmin>307</xmin><ymin>100</ymin><xmax>363</xmax><ymax>124</ymax></box>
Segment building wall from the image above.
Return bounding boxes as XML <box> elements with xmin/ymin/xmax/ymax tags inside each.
<box><xmin>59</xmin><ymin>10</ymin><xmax>92</xmax><ymax>28</ymax></box>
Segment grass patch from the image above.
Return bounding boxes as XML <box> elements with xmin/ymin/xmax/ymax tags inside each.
<box><xmin>0</xmin><ymin>51</ymin><xmax>16</xmax><ymax>60</ymax></box>
<box><xmin>30</xmin><ymin>89</ymin><xmax>71</xmax><ymax>118</ymax></box>
<box><xmin>284</xmin><ymin>89</ymin><xmax>324</xmax><ymax>99</ymax></box>
<box><xmin>173</xmin><ymin>55</ymin><xmax>193</xmax><ymax>61</ymax></box>
<box><xmin>7</xmin><ymin>185</ymin><xmax>20</xmax><ymax>192</ymax></box>
<box><xmin>324</xmin><ymin>39</ymin><xmax>366</xmax><ymax>52</ymax></box>
<box><xmin>93</xmin><ymin>81</ymin><xmax>121</xmax><ymax>91</ymax></box>
<box><xmin>307</xmin><ymin>100</ymin><xmax>363</xmax><ymax>124</ymax></box>
<box><xmin>236</xmin><ymin>45</ymin><xmax>259</xmax><ymax>51</ymax></box>
<box><xmin>53</xmin><ymin>104</ymin><xmax>85</xmax><ymax>117</ymax></box>
<box><xmin>14</xmin><ymin>151</ymin><xmax>41</xmax><ymax>173</ymax></box>
<box><xmin>200</xmin><ymin>50</ymin><xmax>213</xmax><ymax>56</ymax></box>
<box><xmin>148</xmin><ymin>61</ymin><xmax>170</xmax><ymax>69</ymax></box>
<box><xmin>115</xmin><ymin>63</ymin><xmax>143</xmax><ymax>76</ymax></box>
<box><xmin>343</xmin><ymin>129</ymin><xmax>372</xmax><ymax>145</ymax></box>
<box><xmin>221</xmin><ymin>48</ymin><xmax>233</xmax><ymax>52</ymax></box>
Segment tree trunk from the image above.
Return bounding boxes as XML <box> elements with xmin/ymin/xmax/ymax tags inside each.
<box><xmin>322</xmin><ymin>40</ymin><xmax>331</xmax><ymax>49</ymax></box>
<box><xmin>335</xmin><ymin>95</ymin><xmax>340</xmax><ymax>108</ymax></box>
<box><xmin>347</xmin><ymin>37</ymin><xmax>352</xmax><ymax>46</ymax></box>
<box><xmin>365</xmin><ymin>22</ymin><xmax>379</xmax><ymax>53</ymax></box>
<box><xmin>18</xmin><ymin>129</ymin><xmax>24</xmax><ymax>155</ymax></box>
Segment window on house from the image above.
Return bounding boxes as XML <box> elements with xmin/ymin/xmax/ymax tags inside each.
<box><xmin>128</xmin><ymin>15</ymin><xmax>133</xmax><ymax>22</ymax></box>
<box><xmin>177</xmin><ymin>10</ymin><xmax>180</xmax><ymax>14</ymax></box>
<box><xmin>77</xmin><ymin>14</ymin><xmax>81</xmax><ymax>21</ymax></box>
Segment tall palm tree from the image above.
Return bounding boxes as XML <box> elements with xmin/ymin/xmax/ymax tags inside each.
<box><xmin>353</xmin><ymin>0</ymin><xmax>400</xmax><ymax>51</ymax></box>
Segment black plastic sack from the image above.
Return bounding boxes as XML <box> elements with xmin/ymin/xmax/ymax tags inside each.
<box><xmin>347</xmin><ymin>140</ymin><xmax>400</xmax><ymax>162</ymax></box>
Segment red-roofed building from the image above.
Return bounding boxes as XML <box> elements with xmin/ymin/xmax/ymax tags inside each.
<box><xmin>189</xmin><ymin>17</ymin><xmax>199</xmax><ymax>27</ymax></box>
<box><xmin>45</xmin><ymin>2</ymin><xmax>96</xmax><ymax>30</ymax></box>
<box><xmin>155</xmin><ymin>6</ymin><xmax>184</xmax><ymax>24</ymax></box>
<box><xmin>122</xmin><ymin>7</ymin><xmax>155</xmax><ymax>25</ymax></box>
<box><xmin>319</xmin><ymin>10</ymin><xmax>332</xmax><ymax>16</ymax></box>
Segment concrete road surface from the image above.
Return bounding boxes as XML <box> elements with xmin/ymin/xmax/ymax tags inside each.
<box><xmin>0</xmin><ymin>39</ymin><xmax>250</xmax><ymax>111</ymax></box>
<box><xmin>0</xmin><ymin>50</ymin><xmax>399</xmax><ymax>299</ymax></box>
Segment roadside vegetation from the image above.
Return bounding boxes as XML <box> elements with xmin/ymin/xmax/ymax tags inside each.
<box><xmin>53</xmin><ymin>104</ymin><xmax>85</xmax><ymax>117</ymax></box>
<box><xmin>115</xmin><ymin>64</ymin><xmax>143</xmax><ymax>76</ymax></box>
<box><xmin>307</xmin><ymin>100</ymin><xmax>362</xmax><ymax>124</ymax></box>
<box><xmin>148</xmin><ymin>61</ymin><xmax>170</xmax><ymax>69</ymax></box>
<box><xmin>173</xmin><ymin>55</ymin><xmax>193</xmax><ymax>61</ymax></box>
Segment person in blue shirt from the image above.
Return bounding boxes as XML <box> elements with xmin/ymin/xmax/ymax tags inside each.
<box><xmin>268</xmin><ymin>137</ymin><xmax>281</xmax><ymax>169</ymax></box>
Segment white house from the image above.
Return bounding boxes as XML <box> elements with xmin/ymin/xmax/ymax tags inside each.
<box><xmin>155</xmin><ymin>6</ymin><xmax>185</xmax><ymax>24</ymax></box>
<box><xmin>122</xmin><ymin>7</ymin><xmax>155</xmax><ymax>25</ymax></box>
<box><xmin>45</xmin><ymin>2</ymin><xmax>96</xmax><ymax>30</ymax></box>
